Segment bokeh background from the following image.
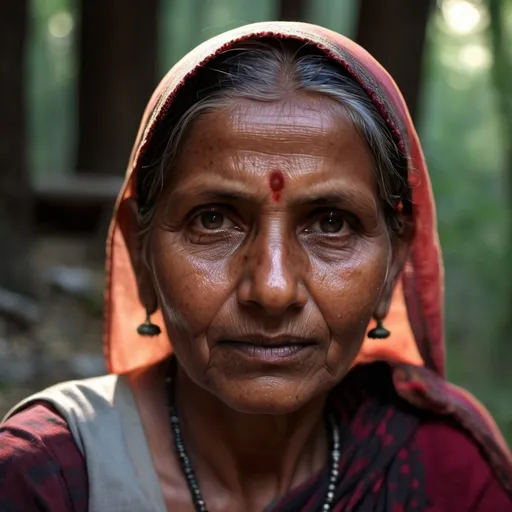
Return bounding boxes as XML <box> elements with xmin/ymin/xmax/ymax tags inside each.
<box><xmin>1</xmin><ymin>0</ymin><xmax>511</xmax><ymax>441</ymax></box>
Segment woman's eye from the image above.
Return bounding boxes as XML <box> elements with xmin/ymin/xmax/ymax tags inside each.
<box><xmin>199</xmin><ymin>211</ymin><xmax>225</xmax><ymax>230</ymax></box>
<box><xmin>317</xmin><ymin>211</ymin><xmax>345</xmax><ymax>233</ymax></box>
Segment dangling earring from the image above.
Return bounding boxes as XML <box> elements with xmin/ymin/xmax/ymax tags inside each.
<box><xmin>367</xmin><ymin>320</ymin><xmax>390</xmax><ymax>339</ymax></box>
<box><xmin>137</xmin><ymin>309</ymin><xmax>161</xmax><ymax>336</ymax></box>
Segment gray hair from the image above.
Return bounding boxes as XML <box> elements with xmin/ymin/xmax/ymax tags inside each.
<box><xmin>138</xmin><ymin>39</ymin><xmax>409</xmax><ymax>241</ymax></box>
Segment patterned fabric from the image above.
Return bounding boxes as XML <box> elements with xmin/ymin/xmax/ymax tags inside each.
<box><xmin>274</xmin><ymin>364</ymin><xmax>427</xmax><ymax>511</ymax></box>
<box><xmin>393</xmin><ymin>363</ymin><xmax>512</xmax><ymax>495</ymax></box>
<box><xmin>1</xmin><ymin>364</ymin><xmax>511</xmax><ymax>511</ymax></box>
<box><xmin>0</xmin><ymin>403</ymin><xmax>88</xmax><ymax>512</ymax></box>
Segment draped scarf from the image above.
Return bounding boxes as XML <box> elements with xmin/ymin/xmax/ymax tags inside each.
<box><xmin>271</xmin><ymin>364</ymin><xmax>426</xmax><ymax>512</ymax></box>
<box><xmin>104</xmin><ymin>21</ymin><xmax>512</xmax><ymax>504</ymax></box>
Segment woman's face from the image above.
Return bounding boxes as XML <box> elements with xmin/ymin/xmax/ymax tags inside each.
<box><xmin>141</xmin><ymin>93</ymin><xmax>405</xmax><ymax>414</ymax></box>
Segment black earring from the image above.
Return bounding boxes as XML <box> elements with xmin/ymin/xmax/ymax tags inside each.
<box><xmin>367</xmin><ymin>320</ymin><xmax>390</xmax><ymax>339</ymax></box>
<box><xmin>137</xmin><ymin>309</ymin><xmax>161</xmax><ymax>336</ymax></box>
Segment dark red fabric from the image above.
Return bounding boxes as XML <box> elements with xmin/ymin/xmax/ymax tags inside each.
<box><xmin>0</xmin><ymin>403</ymin><xmax>88</xmax><ymax>512</ymax></box>
<box><xmin>417</xmin><ymin>419</ymin><xmax>512</xmax><ymax>511</ymax></box>
<box><xmin>274</xmin><ymin>364</ymin><xmax>426</xmax><ymax>512</ymax></box>
<box><xmin>1</xmin><ymin>366</ymin><xmax>510</xmax><ymax>511</ymax></box>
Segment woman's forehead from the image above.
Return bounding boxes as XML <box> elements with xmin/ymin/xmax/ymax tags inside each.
<box><xmin>189</xmin><ymin>95</ymin><xmax>355</xmax><ymax>150</ymax></box>
<box><xmin>170</xmin><ymin>95</ymin><xmax>378</xmax><ymax>198</ymax></box>
<box><xmin>183</xmin><ymin>96</ymin><xmax>370</xmax><ymax>158</ymax></box>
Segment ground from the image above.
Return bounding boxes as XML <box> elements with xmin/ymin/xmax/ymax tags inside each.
<box><xmin>0</xmin><ymin>235</ymin><xmax>106</xmax><ymax>417</ymax></box>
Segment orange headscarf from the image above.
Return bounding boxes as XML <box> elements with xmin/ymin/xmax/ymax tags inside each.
<box><xmin>104</xmin><ymin>22</ymin><xmax>511</xmax><ymax>491</ymax></box>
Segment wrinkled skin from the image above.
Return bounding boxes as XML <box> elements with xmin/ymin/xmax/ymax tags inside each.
<box><xmin>131</xmin><ymin>93</ymin><xmax>409</xmax><ymax>416</ymax></box>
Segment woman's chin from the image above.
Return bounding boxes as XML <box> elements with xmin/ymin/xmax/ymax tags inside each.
<box><xmin>212</xmin><ymin>377</ymin><xmax>326</xmax><ymax>415</ymax></box>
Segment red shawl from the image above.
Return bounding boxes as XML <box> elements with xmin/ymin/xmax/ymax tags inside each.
<box><xmin>103</xmin><ymin>21</ymin><xmax>512</xmax><ymax>496</ymax></box>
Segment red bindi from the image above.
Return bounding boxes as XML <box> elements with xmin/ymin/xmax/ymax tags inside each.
<box><xmin>269</xmin><ymin>170</ymin><xmax>285</xmax><ymax>202</ymax></box>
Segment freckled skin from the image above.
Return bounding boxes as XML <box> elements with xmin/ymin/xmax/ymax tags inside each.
<box><xmin>136</xmin><ymin>94</ymin><xmax>407</xmax><ymax>415</ymax></box>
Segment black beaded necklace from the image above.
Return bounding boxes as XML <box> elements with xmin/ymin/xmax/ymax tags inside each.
<box><xmin>165</xmin><ymin>361</ymin><xmax>341</xmax><ymax>512</ymax></box>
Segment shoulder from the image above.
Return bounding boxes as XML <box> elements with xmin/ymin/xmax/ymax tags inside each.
<box><xmin>0</xmin><ymin>402</ymin><xmax>88</xmax><ymax>512</ymax></box>
<box><xmin>414</xmin><ymin>417</ymin><xmax>512</xmax><ymax>511</ymax></box>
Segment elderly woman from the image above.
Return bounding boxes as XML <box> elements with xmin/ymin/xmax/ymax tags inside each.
<box><xmin>1</xmin><ymin>22</ymin><xmax>511</xmax><ymax>512</ymax></box>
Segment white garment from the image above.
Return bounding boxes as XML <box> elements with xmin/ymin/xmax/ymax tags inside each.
<box><xmin>2</xmin><ymin>375</ymin><xmax>167</xmax><ymax>512</ymax></box>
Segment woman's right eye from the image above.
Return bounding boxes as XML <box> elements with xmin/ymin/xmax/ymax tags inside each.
<box><xmin>189</xmin><ymin>206</ymin><xmax>237</xmax><ymax>233</ymax></box>
<box><xmin>199</xmin><ymin>211</ymin><xmax>226</xmax><ymax>230</ymax></box>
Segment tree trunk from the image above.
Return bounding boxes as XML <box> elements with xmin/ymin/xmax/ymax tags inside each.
<box><xmin>355</xmin><ymin>0</ymin><xmax>433</xmax><ymax>121</ymax></box>
<box><xmin>278</xmin><ymin>0</ymin><xmax>306</xmax><ymax>21</ymax></box>
<box><xmin>0</xmin><ymin>0</ymin><xmax>34</xmax><ymax>297</ymax></box>
<box><xmin>76</xmin><ymin>0</ymin><xmax>159</xmax><ymax>175</ymax></box>
<box><xmin>488</xmin><ymin>0</ymin><xmax>512</xmax><ymax>351</ymax></box>
<box><xmin>488</xmin><ymin>0</ymin><xmax>512</xmax><ymax>206</ymax></box>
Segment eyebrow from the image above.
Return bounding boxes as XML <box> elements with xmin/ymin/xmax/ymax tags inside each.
<box><xmin>293</xmin><ymin>190</ymin><xmax>377</xmax><ymax>212</ymax></box>
<box><xmin>174</xmin><ymin>184</ymin><xmax>376</xmax><ymax>212</ymax></box>
<box><xmin>173</xmin><ymin>186</ymin><xmax>262</xmax><ymax>204</ymax></box>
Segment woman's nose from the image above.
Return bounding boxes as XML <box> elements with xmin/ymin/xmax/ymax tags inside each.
<box><xmin>237</xmin><ymin>228</ymin><xmax>308</xmax><ymax>315</ymax></box>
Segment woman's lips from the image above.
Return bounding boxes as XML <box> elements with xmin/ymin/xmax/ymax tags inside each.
<box><xmin>217</xmin><ymin>338</ymin><xmax>318</xmax><ymax>363</ymax></box>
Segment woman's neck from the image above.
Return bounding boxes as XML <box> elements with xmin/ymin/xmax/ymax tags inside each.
<box><xmin>175</xmin><ymin>364</ymin><xmax>329</xmax><ymax>507</ymax></box>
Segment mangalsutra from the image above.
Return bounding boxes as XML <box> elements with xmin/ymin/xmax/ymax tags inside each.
<box><xmin>166</xmin><ymin>360</ymin><xmax>341</xmax><ymax>512</ymax></box>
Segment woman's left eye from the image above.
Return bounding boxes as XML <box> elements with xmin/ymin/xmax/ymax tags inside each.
<box><xmin>307</xmin><ymin>210</ymin><xmax>349</xmax><ymax>234</ymax></box>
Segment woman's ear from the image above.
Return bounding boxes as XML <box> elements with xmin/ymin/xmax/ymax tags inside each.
<box><xmin>374</xmin><ymin>217</ymin><xmax>414</xmax><ymax>321</ymax></box>
<box><xmin>117</xmin><ymin>198</ymin><xmax>158</xmax><ymax>313</ymax></box>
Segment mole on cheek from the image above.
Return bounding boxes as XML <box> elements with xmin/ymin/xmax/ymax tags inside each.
<box><xmin>269</xmin><ymin>170</ymin><xmax>285</xmax><ymax>202</ymax></box>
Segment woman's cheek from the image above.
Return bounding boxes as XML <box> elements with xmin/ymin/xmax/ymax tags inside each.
<box><xmin>154</xmin><ymin>251</ymin><xmax>232</xmax><ymax>331</ymax></box>
<box><xmin>312</xmin><ymin>249</ymin><xmax>388</xmax><ymax>336</ymax></box>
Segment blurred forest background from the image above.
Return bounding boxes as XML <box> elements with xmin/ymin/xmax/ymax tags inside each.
<box><xmin>1</xmin><ymin>0</ymin><xmax>511</xmax><ymax>441</ymax></box>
